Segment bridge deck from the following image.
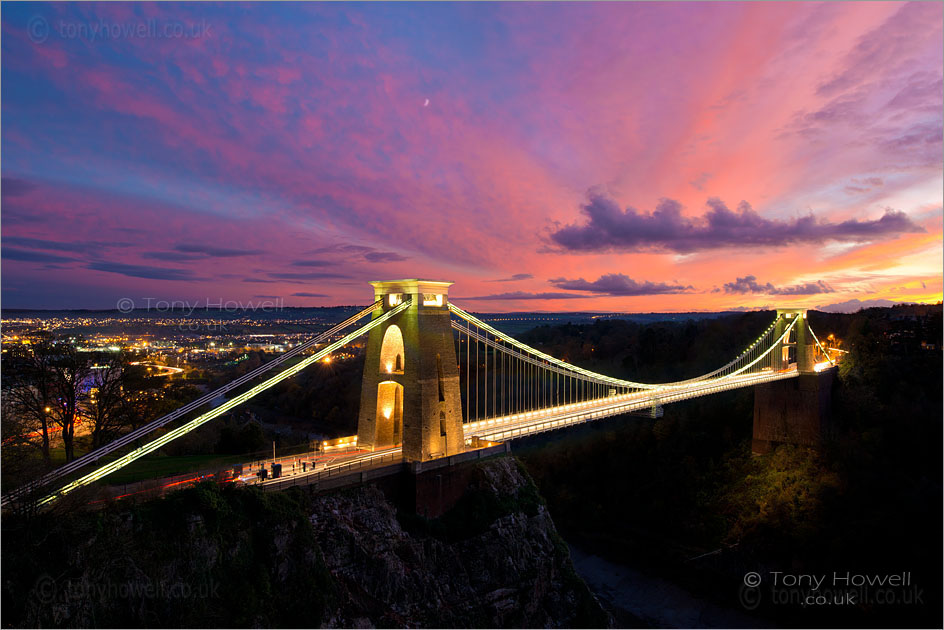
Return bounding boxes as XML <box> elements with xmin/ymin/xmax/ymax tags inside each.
<box><xmin>463</xmin><ymin>367</ymin><xmax>798</xmax><ymax>442</ymax></box>
<box><xmin>252</xmin><ymin>366</ymin><xmax>798</xmax><ymax>491</ymax></box>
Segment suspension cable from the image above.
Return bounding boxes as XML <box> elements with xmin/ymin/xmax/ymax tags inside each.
<box><xmin>451</xmin><ymin>306</ymin><xmax>802</xmax><ymax>403</ymax></box>
<box><xmin>806</xmin><ymin>323</ymin><xmax>835</xmax><ymax>365</ymax></box>
<box><xmin>451</xmin><ymin>304</ymin><xmax>794</xmax><ymax>390</ymax></box>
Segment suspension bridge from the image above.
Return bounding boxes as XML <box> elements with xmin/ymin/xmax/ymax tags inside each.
<box><xmin>2</xmin><ymin>279</ymin><xmax>837</xmax><ymax>509</ymax></box>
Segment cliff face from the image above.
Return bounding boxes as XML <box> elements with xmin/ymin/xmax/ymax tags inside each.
<box><xmin>314</xmin><ymin>457</ymin><xmax>607</xmax><ymax>628</ymax></box>
<box><xmin>3</xmin><ymin>457</ymin><xmax>609</xmax><ymax>628</ymax></box>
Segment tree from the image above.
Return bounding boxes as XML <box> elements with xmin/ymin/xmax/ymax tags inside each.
<box><xmin>83</xmin><ymin>355</ymin><xmax>128</xmax><ymax>449</ymax></box>
<box><xmin>45</xmin><ymin>345</ymin><xmax>90</xmax><ymax>462</ymax></box>
<box><xmin>1</xmin><ymin>336</ymin><xmax>59</xmax><ymax>463</ymax></box>
<box><xmin>0</xmin><ymin>390</ymin><xmax>53</xmax><ymax>493</ymax></box>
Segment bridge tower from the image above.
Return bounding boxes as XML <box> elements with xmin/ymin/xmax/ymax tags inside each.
<box><xmin>770</xmin><ymin>309</ymin><xmax>815</xmax><ymax>372</ymax></box>
<box><xmin>356</xmin><ymin>280</ymin><xmax>466</xmax><ymax>462</ymax></box>
<box><xmin>752</xmin><ymin>309</ymin><xmax>832</xmax><ymax>455</ymax></box>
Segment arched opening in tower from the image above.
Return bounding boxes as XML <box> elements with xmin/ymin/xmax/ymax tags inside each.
<box><xmin>376</xmin><ymin>381</ymin><xmax>403</xmax><ymax>446</ymax></box>
<box><xmin>380</xmin><ymin>324</ymin><xmax>405</xmax><ymax>375</ymax></box>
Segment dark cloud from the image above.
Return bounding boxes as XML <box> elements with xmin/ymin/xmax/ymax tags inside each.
<box><xmin>141</xmin><ymin>251</ymin><xmax>204</xmax><ymax>262</ymax></box>
<box><xmin>267</xmin><ymin>271</ymin><xmax>347</xmax><ymax>280</ymax></box>
<box><xmin>174</xmin><ymin>244</ymin><xmax>265</xmax><ymax>257</ymax></box>
<box><xmin>364</xmin><ymin>251</ymin><xmax>408</xmax><ymax>263</ymax></box>
<box><xmin>242</xmin><ymin>278</ymin><xmax>276</xmax><ymax>283</ymax></box>
<box><xmin>458</xmin><ymin>291</ymin><xmax>589</xmax><ymax>301</ymax></box>
<box><xmin>550</xmin><ymin>193</ymin><xmax>924</xmax><ymax>253</ymax></box>
<box><xmin>1</xmin><ymin>177</ymin><xmax>36</xmax><ymax>198</ymax></box>
<box><xmin>723</xmin><ymin>275</ymin><xmax>835</xmax><ymax>295</ymax></box>
<box><xmin>4</xmin><ymin>236</ymin><xmax>132</xmax><ymax>253</ymax></box>
<box><xmin>291</xmin><ymin>292</ymin><xmax>330</xmax><ymax>298</ymax></box>
<box><xmin>486</xmin><ymin>273</ymin><xmax>534</xmax><ymax>282</ymax></box>
<box><xmin>2</xmin><ymin>248</ymin><xmax>77</xmax><ymax>264</ymax></box>
<box><xmin>291</xmin><ymin>259</ymin><xmax>333</xmax><ymax>267</ymax></box>
<box><xmin>769</xmin><ymin>282</ymin><xmax>835</xmax><ymax>296</ymax></box>
<box><xmin>0</xmin><ymin>208</ymin><xmax>43</xmax><ymax>225</ymax></box>
<box><xmin>307</xmin><ymin>244</ymin><xmax>374</xmax><ymax>256</ymax></box>
<box><xmin>549</xmin><ymin>273</ymin><xmax>693</xmax><ymax>296</ymax></box>
<box><xmin>306</xmin><ymin>243</ymin><xmax>407</xmax><ymax>263</ymax></box>
<box><xmin>85</xmin><ymin>261</ymin><xmax>195</xmax><ymax>281</ymax></box>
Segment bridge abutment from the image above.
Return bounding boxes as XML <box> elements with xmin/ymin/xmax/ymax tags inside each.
<box><xmin>408</xmin><ymin>443</ymin><xmax>512</xmax><ymax>517</ymax></box>
<box><xmin>752</xmin><ymin>309</ymin><xmax>833</xmax><ymax>454</ymax></box>
<box><xmin>752</xmin><ymin>371</ymin><xmax>833</xmax><ymax>454</ymax></box>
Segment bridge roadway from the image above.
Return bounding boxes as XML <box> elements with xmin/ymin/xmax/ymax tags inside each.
<box><xmin>252</xmin><ymin>365</ymin><xmax>799</xmax><ymax>491</ymax></box>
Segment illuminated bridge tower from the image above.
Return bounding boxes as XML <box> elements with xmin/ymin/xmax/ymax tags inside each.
<box><xmin>770</xmin><ymin>309</ymin><xmax>815</xmax><ymax>372</ymax></box>
<box><xmin>752</xmin><ymin>309</ymin><xmax>833</xmax><ymax>455</ymax></box>
<box><xmin>356</xmin><ymin>280</ymin><xmax>466</xmax><ymax>462</ymax></box>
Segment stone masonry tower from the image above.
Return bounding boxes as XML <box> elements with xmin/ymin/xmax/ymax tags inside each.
<box><xmin>752</xmin><ymin>309</ymin><xmax>833</xmax><ymax>455</ymax></box>
<box><xmin>770</xmin><ymin>309</ymin><xmax>815</xmax><ymax>373</ymax></box>
<box><xmin>356</xmin><ymin>280</ymin><xmax>465</xmax><ymax>462</ymax></box>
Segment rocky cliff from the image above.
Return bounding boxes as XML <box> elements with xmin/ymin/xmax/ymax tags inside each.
<box><xmin>2</xmin><ymin>457</ymin><xmax>610</xmax><ymax>628</ymax></box>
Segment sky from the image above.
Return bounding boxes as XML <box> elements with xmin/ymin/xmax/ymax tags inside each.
<box><xmin>2</xmin><ymin>2</ymin><xmax>942</xmax><ymax>312</ymax></box>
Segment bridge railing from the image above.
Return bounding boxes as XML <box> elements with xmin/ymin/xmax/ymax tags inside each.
<box><xmin>468</xmin><ymin>366</ymin><xmax>799</xmax><ymax>442</ymax></box>
<box><xmin>257</xmin><ymin>450</ymin><xmax>404</xmax><ymax>492</ymax></box>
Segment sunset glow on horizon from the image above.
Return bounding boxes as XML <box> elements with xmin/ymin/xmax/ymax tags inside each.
<box><xmin>2</xmin><ymin>2</ymin><xmax>941</xmax><ymax>312</ymax></box>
